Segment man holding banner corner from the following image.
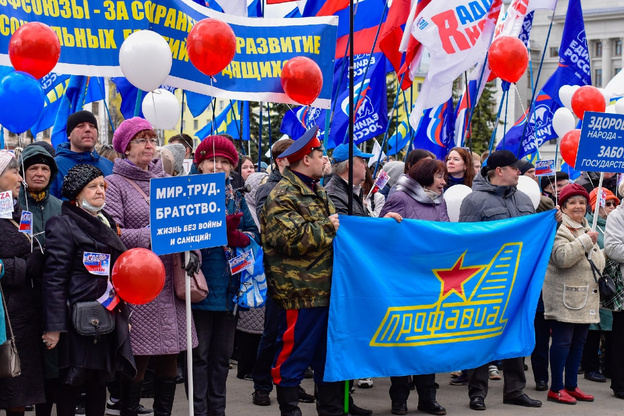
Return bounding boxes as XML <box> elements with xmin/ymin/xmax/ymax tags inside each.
<box><xmin>261</xmin><ymin>128</ymin><xmax>341</xmax><ymax>416</ymax></box>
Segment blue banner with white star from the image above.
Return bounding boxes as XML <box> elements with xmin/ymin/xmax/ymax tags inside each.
<box><xmin>324</xmin><ymin>211</ymin><xmax>556</xmax><ymax>381</ymax></box>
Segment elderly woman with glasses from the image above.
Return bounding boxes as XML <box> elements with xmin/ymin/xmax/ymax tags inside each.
<box><xmin>104</xmin><ymin>118</ymin><xmax>198</xmax><ymax>416</ymax></box>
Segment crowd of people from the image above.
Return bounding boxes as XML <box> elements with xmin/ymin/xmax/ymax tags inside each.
<box><xmin>1</xmin><ymin>111</ymin><xmax>624</xmax><ymax>416</ymax></box>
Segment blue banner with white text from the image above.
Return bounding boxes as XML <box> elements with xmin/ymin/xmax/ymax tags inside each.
<box><xmin>149</xmin><ymin>173</ymin><xmax>227</xmax><ymax>255</ymax></box>
<box><xmin>0</xmin><ymin>0</ymin><xmax>337</xmax><ymax>108</ymax></box>
<box><xmin>325</xmin><ymin>212</ymin><xmax>556</xmax><ymax>381</ymax></box>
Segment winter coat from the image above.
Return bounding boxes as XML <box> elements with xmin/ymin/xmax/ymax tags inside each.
<box><xmin>255</xmin><ymin>169</ymin><xmax>282</xmax><ymax>220</ymax></box>
<box><xmin>261</xmin><ymin>167</ymin><xmax>337</xmax><ymax>310</ymax></box>
<box><xmin>50</xmin><ymin>142</ymin><xmax>113</xmax><ymax>199</ymax></box>
<box><xmin>459</xmin><ymin>173</ymin><xmax>535</xmax><ymax>222</ymax></box>
<box><xmin>245</xmin><ymin>172</ymin><xmax>269</xmax><ymax>229</ymax></box>
<box><xmin>236</xmin><ymin>307</ymin><xmax>265</xmax><ymax>335</ymax></box>
<box><xmin>0</xmin><ymin>204</ymin><xmax>45</xmax><ymax>408</ymax></box>
<box><xmin>18</xmin><ymin>144</ymin><xmax>62</xmax><ymax>247</ymax></box>
<box><xmin>380</xmin><ymin>175</ymin><xmax>449</xmax><ymax>221</ymax></box>
<box><xmin>192</xmin><ymin>179</ymin><xmax>259</xmax><ymax>312</ymax></box>
<box><xmin>43</xmin><ymin>202</ymin><xmax>136</xmax><ymax>384</ymax></box>
<box><xmin>325</xmin><ymin>174</ymin><xmax>368</xmax><ymax>217</ymax></box>
<box><xmin>543</xmin><ymin>214</ymin><xmax>604</xmax><ymax>324</ymax></box>
<box><xmin>105</xmin><ymin>158</ymin><xmax>197</xmax><ymax>356</ymax></box>
<box><xmin>576</xmin><ymin>171</ymin><xmax>620</xmax><ymax>199</ymax></box>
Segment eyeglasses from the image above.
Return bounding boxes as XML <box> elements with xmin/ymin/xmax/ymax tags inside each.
<box><xmin>131</xmin><ymin>138</ymin><xmax>159</xmax><ymax>146</ymax></box>
<box><xmin>606</xmin><ymin>201</ymin><xmax>617</xmax><ymax>207</ymax></box>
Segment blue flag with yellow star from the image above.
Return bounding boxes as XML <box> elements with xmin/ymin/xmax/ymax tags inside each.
<box><xmin>324</xmin><ymin>211</ymin><xmax>557</xmax><ymax>381</ymax></box>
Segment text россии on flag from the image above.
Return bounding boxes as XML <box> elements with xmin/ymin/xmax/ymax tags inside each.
<box><xmin>324</xmin><ymin>211</ymin><xmax>556</xmax><ymax>381</ymax></box>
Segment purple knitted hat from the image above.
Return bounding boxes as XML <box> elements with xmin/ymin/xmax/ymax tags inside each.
<box><xmin>113</xmin><ymin>117</ymin><xmax>155</xmax><ymax>154</ymax></box>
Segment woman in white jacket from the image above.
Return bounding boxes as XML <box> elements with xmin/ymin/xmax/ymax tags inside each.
<box><xmin>603</xmin><ymin>182</ymin><xmax>624</xmax><ymax>400</ymax></box>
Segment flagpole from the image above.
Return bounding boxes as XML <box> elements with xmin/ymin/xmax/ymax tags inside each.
<box><xmin>347</xmin><ymin>0</ymin><xmax>354</xmax><ymax>217</ymax></box>
<box><xmin>516</xmin><ymin>8</ymin><xmax>557</xmax><ymax>156</ymax></box>
<box><xmin>591</xmin><ymin>173</ymin><xmax>604</xmax><ymax>232</ymax></box>
<box><xmin>180</xmin><ymin>90</ymin><xmax>185</xmax><ymax>134</ymax></box>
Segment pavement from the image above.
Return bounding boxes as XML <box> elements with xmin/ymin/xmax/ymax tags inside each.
<box><xmin>164</xmin><ymin>364</ymin><xmax>624</xmax><ymax>416</ymax></box>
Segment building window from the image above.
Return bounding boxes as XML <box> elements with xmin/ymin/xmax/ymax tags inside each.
<box><xmin>595</xmin><ymin>68</ymin><xmax>603</xmax><ymax>87</ymax></box>
<box><xmin>616</xmin><ymin>68</ymin><xmax>622</xmax><ymax>77</ymax></box>
<box><xmin>181</xmin><ymin>103</ymin><xmax>187</xmax><ymax>113</ymax></box>
<box><xmin>550</xmin><ymin>47</ymin><xmax>559</xmax><ymax>57</ymax></box>
<box><xmin>92</xmin><ymin>102</ymin><xmax>99</xmax><ymax>116</ymax></box>
<box><xmin>219</xmin><ymin>101</ymin><xmax>224</xmax><ymax>110</ymax></box>
<box><xmin>417</xmin><ymin>83</ymin><xmax>422</xmax><ymax>92</ymax></box>
<box><xmin>616</xmin><ymin>39</ymin><xmax>622</xmax><ymax>57</ymax></box>
<box><xmin>181</xmin><ymin>120</ymin><xmax>185</xmax><ymax>131</ymax></box>
<box><xmin>193</xmin><ymin>119</ymin><xmax>199</xmax><ymax>130</ymax></box>
<box><xmin>595</xmin><ymin>41</ymin><xmax>603</xmax><ymax>58</ymax></box>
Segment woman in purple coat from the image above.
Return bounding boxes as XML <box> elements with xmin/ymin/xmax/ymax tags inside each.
<box><xmin>105</xmin><ymin>117</ymin><xmax>198</xmax><ymax>416</ymax></box>
<box><xmin>379</xmin><ymin>158</ymin><xmax>448</xmax><ymax>416</ymax></box>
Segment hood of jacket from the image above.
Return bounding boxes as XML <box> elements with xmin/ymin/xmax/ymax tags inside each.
<box><xmin>471</xmin><ymin>172</ymin><xmax>518</xmax><ymax>198</ymax></box>
<box><xmin>55</xmin><ymin>141</ymin><xmax>104</xmax><ymax>165</ymax></box>
<box><xmin>112</xmin><ymin>157</ymin><xmax>166</xmax><ymax>180</ymax></box>
<box><xmin>395</xmin><ymin>174</ymin><xmax>443</xmax><ymax>205</ymax></box>
<box><xmin>19</xmin><ymin>144</ymin><xmax>58</xmax><ymax>191</ymax></box>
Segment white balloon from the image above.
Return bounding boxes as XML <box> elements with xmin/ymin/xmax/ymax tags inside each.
<box><xmin>142</xmin><ymin>89</ymin><xmax>180</xmax><ymax>130</ymax></box>
<box><xmin>443</xmin><ymin>184</ymin><xmax>472</xmax><ymax>222</ymax></box>
<box><xmin>119</xmin><ymin>30</ymin><xmax>172</xmax><ymax>92</ymax></box>
<box><xmin>516</xmin><ymin>175</ymin><xmax>541</xmax><ymax>210</ymax></box>
<box><xmin>552</xmin><ymin>107</ymin><xmax>576</xmax><ymax>138</ymax></box>
<box><xmin>559</xmin><ymin>85</ymin><xmax>579</xmax><ymax>111</ymax></box>
<box><xmin>598</xmin><ymin>88</ymin><xmax>612</xmax><ymax>107</ymax></box>
<box><xmin>616</xmin><ymin>98</ymin><xmax>624</xmax><ymax>115</ymax></box>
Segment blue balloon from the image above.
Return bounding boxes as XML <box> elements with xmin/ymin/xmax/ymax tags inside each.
<box><xmin>0</xmin><ymin>71</ymin><xmax>44</xmax><ymax>134</ymax></box>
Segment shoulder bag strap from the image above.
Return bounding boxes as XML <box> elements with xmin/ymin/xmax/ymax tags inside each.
<box><xmin>588</xmin><ymin>257</ymin><xmax>602</xmax><ymax>284</ymax></box>
<box><xmin>0</xmin><ymin>283</ymin><xmax>16</xmax><ymax>341</ymax></box>
<box><xmin>120</xmin><ymin>176</ymin><xmax>149</xmax><ymax>205</ymax></box>
<box><xmin>8</xmin><ymin>219</ymin><xmax>31</xmax><ymax>243</ymax></box>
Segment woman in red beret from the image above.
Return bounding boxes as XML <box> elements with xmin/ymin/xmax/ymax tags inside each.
<box><xmin>191</xmin><ymin>135</ymin><xmax>260</xmax><ymax>416</ymax></box>
<box><xmin>542</xmin><ymin>183</ymin><xmax>604</xmax><ymax>404</ymax></box>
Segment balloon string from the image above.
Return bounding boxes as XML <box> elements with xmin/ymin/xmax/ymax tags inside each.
<box><xmin>513</xmin><ymin>83</ymin><xmax>541</xmax><ymax>160</ymax></box>
<box><xmin>17</xmin><ymin>133</ymin><xmax>29</xmax><ymax>214</ymax></box>
<box><xmin>151</xmin><ymin>91</ymin><xmax>164</xmax><ymax>168</ymax></box>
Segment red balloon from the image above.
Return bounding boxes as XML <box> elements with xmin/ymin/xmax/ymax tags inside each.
<box><xmin>9</xmin><ymin>22</ymin><xmax>60</xmax><ymax>80</ymax></box>
<box><xmin>187</xmin><ymin>19</ymin><xmax>236</xmax><ymax>77</ymax></box>
<box><xmin>281</xmin><ymin>57</ymin><xmax>323</xmax><ymax>105</ymax></box>
<box><xmin>487</xmin><ymin>36</ymin><xmax>528</xmax><ymax>83</ymax></box>
<box><xmin>112</xmin><ymin>248</ymin><xmax>165</xmax><ymax>305</ymax></box>
<box><xmin>560</xmin><ymin>129</ymin><xmax>581</xmax><ymax>168</ymax></box>
<box><xmin>571</xmin><ymin>85</ymin><xmax>606</xmax><ymax>119</ymax></box>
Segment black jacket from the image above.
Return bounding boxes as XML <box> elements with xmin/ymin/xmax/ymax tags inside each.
<box><xmin>43</xmin><ymin>202</ymin><xmax>136</xmax><ymax>382</ymax></box>
<box><xmin>324</xmin><ymin>174</ymin><xmax>368</xmax><ymax>217</ymax></box>
<box><xmin>0</xmin><ymin>204</ymin><xmax>45</xmax><ymax>408</ymax></box>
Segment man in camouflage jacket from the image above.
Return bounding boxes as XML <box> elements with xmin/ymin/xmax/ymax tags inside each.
<box><xmin>261</xmin><ymin>128</ymin><xmax>342</xmax><ymax>416</ymax></box>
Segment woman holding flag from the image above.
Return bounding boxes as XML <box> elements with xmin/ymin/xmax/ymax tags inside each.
<box><xmin>380</xmin><ymin>158</ymin><xmax>448</xmax><ymax>415</ymax></box>
<box><xmin>41</xmin><ymin>164</ymin><xmax>136</xmax><ymax>416</ymax></box>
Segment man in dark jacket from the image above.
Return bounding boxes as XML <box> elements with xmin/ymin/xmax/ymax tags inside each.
<box><xmin>325</xmin><ymin>144</ymin><xmax>373</xmax><ymax>217</ymax></box>
<box><xmin>576</xmin><ymin>171</ymin><xmax>619</xmax><ymax>198</ymax></box>
<box><xmin>49</xmin><ymin>110</ymin><xmax>113</xmax><ymax>199</ymax></box>
<box><xmin>261</xmin><ymin>128</ymin><xmax>341</xmax><ymax>416</ymax></box>
<box><xmin>459</xmin><ymin>150</ymin><xmax>548</xmax><ymax>411</ymax></box>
